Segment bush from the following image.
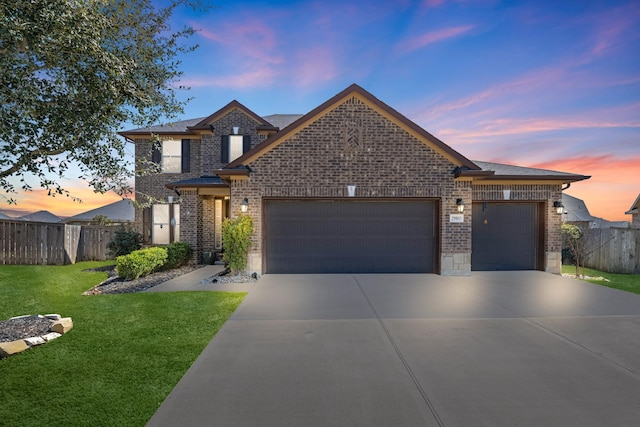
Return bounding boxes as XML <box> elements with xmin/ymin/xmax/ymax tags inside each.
<box><xmin>222</xmin><ymin>215</ymin><xmax>253</xmax><ymax>274</ymax></box>
<box><xmin>107</xmin><ymin>228</ymin><xmax>143</xmax><ymax>258</ymax></box>
<box><xmin>116</xmin><ymin>247</ymin><xmax>168</xmax><ymax>280</ymax></box>
<box><xmin>164</xmin><ymin>242</ymin><xmax>193</xmax><ymax>269</ymax></box>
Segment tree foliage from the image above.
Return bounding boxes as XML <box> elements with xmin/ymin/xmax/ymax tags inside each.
<box><xmin>222</xmin><ymin>215</ymin><xmax>254</xmax><ymax>275</ymax></box>
<box><xmin>0</xmin><ymin>0</ymin><xmax>202</xmax><ymax>203</ymax></box>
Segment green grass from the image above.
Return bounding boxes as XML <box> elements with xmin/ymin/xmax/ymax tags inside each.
<box><xmin>0</xmin><ymin>262</ymin><xmax>246</xmax><ymax>426</ymax></box>
<box><xmin>562</xmin><ymin>264</ymin><xmax>640</xmax><ymax>295</ymax></box>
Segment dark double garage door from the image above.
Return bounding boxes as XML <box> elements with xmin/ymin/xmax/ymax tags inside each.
<box><xmin>265</xmin><ymin>200</ymin><xmax>437</xmax><ymax>274</ymax></box>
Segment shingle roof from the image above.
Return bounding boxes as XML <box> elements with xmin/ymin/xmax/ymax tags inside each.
<box><xmin>262</xmin><ymin>114</ymin><xmax>304</xmax><ymax>130</ymax></box>
<box><xmin>562</xmin><ymin>193</ymin><xmax>593</xmax><ymax>222</ymax></box>
<box><xmin>64</xmin><ymin>199</ymin><xmax>134</xmax><ymax>223</ymax></box>
<box><xmin>121</xmin><ymin>117</ymin><xmax>207</xmax><ymax>135</ymax></box>
<box><xmin>473</xmin><ymin>161</ymin><xmax>583</xmax><ymax>177</ymax></box>
<box><xmin>165</xmin><ymin>176</ymin><xmax>229</xmax><ymax>190</ymax></box>
<box><xmin>17</xmin><ymin>210</ymin><xmax>61</xmax><ymax>223</ymax></box>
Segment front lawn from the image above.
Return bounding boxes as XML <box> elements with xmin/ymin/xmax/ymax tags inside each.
<box><xmin>562</xmin><ymin>265</ymin><xmax>640</xmax><ymax>295</ymax></box>
<box><xmin>0</xmin><ymin>262</ymin><xmax>245</xmax><ymax>426</ymax></box>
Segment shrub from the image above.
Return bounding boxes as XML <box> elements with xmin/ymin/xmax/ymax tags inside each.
<box><xmin>222</xmin><ymin>215</ymin><xmax>253</xmax><ymax>274</ymax></box>
<box><xmin>107</xmin><ymin>227</ymin><xmax>143</xmax><ymax>258</ymax></box>
<box><xmin>164</xmin><ymin>242</ymin><xmax>193</xmax><ymax>269</ymax></box>
<box><xmin>116</xmin><ymin>247</ymin><xmax>168</xmax><ymax>280</ymax></box>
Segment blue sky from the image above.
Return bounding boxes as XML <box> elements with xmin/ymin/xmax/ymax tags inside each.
<box><xmin>7</xmin><ymin>0</ymin><xmax>640</xmax><ymax>220</ymax></box>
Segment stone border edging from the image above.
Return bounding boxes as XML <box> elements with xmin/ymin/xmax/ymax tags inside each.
<box><xmin>0</xmin><ymin>314</ymin><xmax>73</xmax><ymax>359</ymax></box>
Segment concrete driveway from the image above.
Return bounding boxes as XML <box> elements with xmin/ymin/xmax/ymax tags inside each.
<box><xmin>147</xmin><ymin>272</ymin><xmax>640</xmax><ymax>427</ymax></box>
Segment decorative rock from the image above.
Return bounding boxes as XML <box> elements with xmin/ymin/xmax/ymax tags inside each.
<box><xmin>24</xmin><ymin>336</ymin><xmax>46</xmax><ymax>346</ymax></box>
<box><xmin>45</xmin><ymin>314</ymin><xmax>62</xmax><ymax>321</ymax></box>
<box><xmin>0</xmin><ymin>339</ymin><xmax>29</xmax><ymax>358</ymax></box>
<box><xmin>42</xmin><ymin>332</ymin><xmax>62</xmax><ymax>342</ymax></box>
<box><xmin>50</xmin><ymin>318</ymin><xmax>73</xmax><ymax>334</ymax></box>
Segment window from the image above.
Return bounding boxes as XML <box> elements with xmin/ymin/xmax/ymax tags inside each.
<box><xmin>151</xmin><ymin>139</ymin><xmax>190</xmax><ymax>173</ymax></box>
<box><xmin>221</xmin><ymin>135</ymin><xmax>251</xmax><ymax>163</ymax></box>
<box><xmin>162</xmin><ymin>140</ymin><xmax>181</xmax><ymax>173</ymax></box>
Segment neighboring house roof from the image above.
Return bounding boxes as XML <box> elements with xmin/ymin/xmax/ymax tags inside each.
<box><xmin>563</xmin><ymin>193</ymin><xmax>628</xmax><ymax>228</ymax></box>
<box><xmin>470</xmin><ymin>161</ymin><xmax>590</xmax><ymax>183</ymax></box>
<box><xmin>17</xmin><ymin>210</ymin><xmax>61</xmax><ymax>223</ymax></box>
<box><xmin>0</xmin><ymin>212</ymin><xmax>11</xmax><ymax>220</ymax></box>
<box><xmin>226</xmin><ymin>83</ymin><xmax>480</xmax><ymax>171</ymax></box>
<box><xmin>64</xmin><ymin>199</ymin><xmax>134</xmax><ymax>223</ymax></box>
<box><xmin>562</xmin><ymin>193</ymin><xmax>594</xmax><ymax>222</ymax></box>
<box><xmin>625</xmin><ymin>193</ymin><xmax>640</xmax><ymax>215</ymax></box>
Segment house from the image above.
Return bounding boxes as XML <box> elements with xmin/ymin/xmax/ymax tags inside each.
<box><xmin>562</xmin><ymin>194</ymin><xmax>628</xmax><ymax>229</ymax></box>
<box><xmin>625</xmin><ymin>193</ymin><xmax>640</xmax><ymax>228</ymax></box>
<box><xmin>16</xmin><ymin>210</ymin><xmax>61</xmax><ymax>223</ymax></box>
<box><xmin>63</xmin><ymin>199</ymin><xmax>135</xmax><ymax>225</ymax></box>
<box><xmin>0</xmin><ymin>212</ymin><xmax>11</xmax><ymax>220</ymax></box>
<box><xmin>120</xmin><ymin>84</ymin><xmax>589</xmax><ymax>275</ymax></box>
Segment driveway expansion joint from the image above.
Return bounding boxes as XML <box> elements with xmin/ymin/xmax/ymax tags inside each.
<box><xmin>352</xmin><ymin>275</ymin><xmax>445</xmax><ymax>427</ymax></box>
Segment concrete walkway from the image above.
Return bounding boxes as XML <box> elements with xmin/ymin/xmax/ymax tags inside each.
<box><xmin>144</xmin><ymin>265</ymin><xmax>256</xmax><ymax>293</ymax></box>
<box><xmin>147</xmin><ymin>272</ymin><xmax>640</xmax><ymax>426</ymax></box>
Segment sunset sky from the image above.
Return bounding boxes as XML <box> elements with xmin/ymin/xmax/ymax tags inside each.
<box><xmin>4</xmin><ymin>0</ymin><xmax>639</xmax><ymax>221</ymax></box>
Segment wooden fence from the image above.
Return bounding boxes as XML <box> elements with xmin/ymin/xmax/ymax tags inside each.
<box><xmin>581</xmin><ymin>227</ymin><xmax>640</xmax><ymax>274</ymax></box>
<box><xmin>0</xmin><ymin>220</ymin><xmax>119</xmax><ymax>265</ymax></box>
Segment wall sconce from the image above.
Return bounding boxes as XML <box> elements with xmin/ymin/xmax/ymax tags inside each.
<box><xmin>167</xmin><ymin>195</ymin><xmax>174</xmax><ymax>204</ymax></box>
<box><xmin>553</xmin><ymin>200</ymin><xmax>564</xmax><ymax>215</ymax></box>
<box><xmin>233</xmin><ymin>126</ymin><xmax>240</xmax><ymax>135</ymax></box>
<box><xmin>240</xmin><ymin>198</ymin><xmax>249</xmax><ymax>213</ymax></box>
<box><xmin>503</xmin><ymin>189</ymin><xmax>511</xmax><ymax>200</ymax></box>
<box><xmin>347</xmin><ymin>185</ymin><xmax>356</xmax><ymax>197</ymax></box>
<box><xmin>456</xmin><ymin>198</ymin><xmax>465</xmax><ymax>212</ymax></box>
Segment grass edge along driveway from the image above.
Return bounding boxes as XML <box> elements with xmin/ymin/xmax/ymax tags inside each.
<box><xmin>562</xmin><ymin>264</ymin><xmax>640</xmax><ymax>295</ymax></box>
<box><xmin>0</xmin><ymin>261</ymin><xmax>245</xmax><ymax>427</ymax></box>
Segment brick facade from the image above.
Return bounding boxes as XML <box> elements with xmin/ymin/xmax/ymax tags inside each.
<box><xmin>126</xmin><ymin>85</ymin><xmax>584</xmax><ymax>275</ymax></box>
<box><xmin>231</xmin><ymin>96</ymin><xmax>472</xmax><ymax>274</ymax></box>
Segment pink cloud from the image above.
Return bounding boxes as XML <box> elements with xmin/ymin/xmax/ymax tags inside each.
<box><xmin>178</xmin><ymin>67</ymin><xmax>279</xmax><ymax>89</ymax></box>
<box><xmin>398</xmin><ymin>25</ymin><xmax>475</xmax><ymax>54</ymax></box>
<box><xmin>293</xmin><ymin>47</ymin><xmax>339</xmax><ymax>88</ymax></box>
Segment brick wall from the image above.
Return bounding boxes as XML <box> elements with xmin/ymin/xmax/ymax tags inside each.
<box><xmin>231</xmin><ymin>96</ymin><xmax>467</xmax><ymax>274</ymax></box>
<box><xmin>201</xmin><ymin>109</ymin><xmax>263</xmax><ymax>174</ymax></box>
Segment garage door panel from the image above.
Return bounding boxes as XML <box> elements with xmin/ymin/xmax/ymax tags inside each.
<box><xmin>472</xmin><ymin>203</ymin><xmax>539</xmax><ymax>271</ymax></box>
<box><xmin>265</xmin><ymin>200</ymin><xmax>436</xmax><ymax>274</ymax></box>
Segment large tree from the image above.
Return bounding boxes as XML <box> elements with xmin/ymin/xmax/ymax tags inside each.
<box><xmin>0</xmin><ymin>0</ymin><xmax>201</xmax><ymax>203</ymax></box>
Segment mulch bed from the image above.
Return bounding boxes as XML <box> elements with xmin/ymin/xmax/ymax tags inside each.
<box><xmin>82</xmin><ymin>264</ymin><xmax>206</xmax><ymax>295</ymax></box>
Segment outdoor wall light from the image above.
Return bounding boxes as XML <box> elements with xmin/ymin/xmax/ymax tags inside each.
<box><xmin>240</xmin><ymin>198</ymin><xmax>249</xmax><ymax>213</ymax></box>
<box><xmin>167</xmin><ymin>195</ymin><xmax>174</xmax><ymax>204</ymax></box>
<box><xmin>553</xmin><ymin>200</ymin><xmax>565</xmax><ymax>215</ymax></box>
<box><xmin>456</xmin><ymin>198</ymin><xmax>465</xmax><ymax>212</ymax></box>
<box><xmin>233</xmin><ymin>126</ymin><xmax>240</xmax><ymax>135</ymax></box>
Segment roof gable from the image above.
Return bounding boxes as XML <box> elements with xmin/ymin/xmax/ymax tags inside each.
<box><xmin>226</xmin><ymin>84</ymin><xmax>479</xmax><ymax>170</ymax></box>
<box><xmin>188</xmin><ymin>100</ymin><xmax>270</xmax><ymax>131</ymax></box>
<box><xmin>625</xmin><ymin>193</ymin><xmax>640</xmax><ymax>214</ymax></box>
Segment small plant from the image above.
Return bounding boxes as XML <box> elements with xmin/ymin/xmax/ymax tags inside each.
<box><xmin>221</xmin><ymin>215</ymin><xmax>254</xmax><ymax>274</ymax></box>
<box><xmin>107</xmin><ymin>227</ymin><xmax>143</xmax><ymax>258</ymax></box>
<box><xmin>116</xmin><ymin>247</ymin><xmax>168</xmax><ymax>280</ymax></box>
<box><xmin>562</xmin><ymin>223</ymin><xmax>584</xmax><ymax>277</ymax></box>
<box><xmin>164</xmin><ymin>242</ymin><xmax>193</xmax><ymax>269</ymax></box>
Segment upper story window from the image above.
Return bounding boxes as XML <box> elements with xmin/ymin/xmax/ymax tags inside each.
<box><xmin>162</xmin><ymin>139</ymin><xmax>182</xmax><ymax>173</ymax></box>
<box><xmin>221</xmin><ymin>134</ymin><xmax>251</xmax><ymax>164</ymax></box>
<box><xmin>152</xmin><ymin>139</ymin><xmax>191</xmax><ymax>173</ymax></box>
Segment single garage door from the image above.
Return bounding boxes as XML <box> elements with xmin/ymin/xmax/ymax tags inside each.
<box><xmin>265</xmin><ymin>200</ymin><xmax>437</xmax><ymax>273</ymax></box>
<box><xmin>472</xmin><ymin>202</ymin><xmax>542</xmax><ymax>271</ymax></box>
